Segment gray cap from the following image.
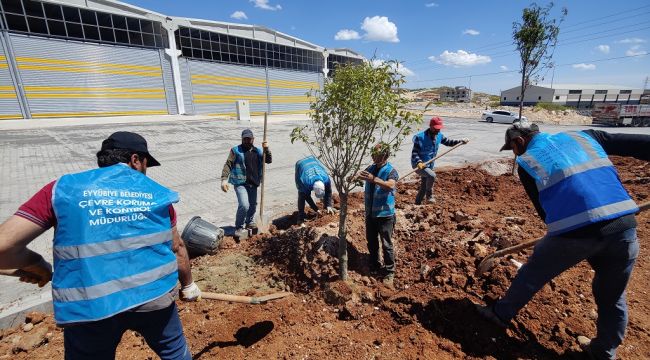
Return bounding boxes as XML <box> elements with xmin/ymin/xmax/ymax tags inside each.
<box><xmin>500</xmin><ymin>122</ymin><xmax>540</xmax><ymax>151</ymax></box>
<box><xmin>242</xmin><ymin>129</ymin><xmax>254</xmax><ymax>139</ymax></box>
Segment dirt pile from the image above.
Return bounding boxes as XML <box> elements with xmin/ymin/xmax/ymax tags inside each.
<box><xmin>1</xmin><ymin>157</ymin><xmax>648</xmax><ymax>359</ymax></box>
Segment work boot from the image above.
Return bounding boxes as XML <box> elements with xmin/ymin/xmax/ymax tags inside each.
<box><xmin>577</xmin><ymin>336</ymin><xmax>595</xmax><ymax>360</ymax></box>
<box><xmin>246</xmin><ymin>222</ymin><xmax>258</xmax><ymax>235</ymax></box>
<box><xmin>234</xmin><ymin>228</ymin><xmax>248</xmax><ymax>242</ymax></box>
<box><xmin>382</xmin><ymin>273</ymin><xmax>395</xmax><ymax>289</ymax></box>
<box><xmin>426</xmin><ymin>195</ymin><xmax>436</xmax><ymax>204</ymax></box>
<box><xmin>474</xmin><ymin>303</ymin><xmax>508</xmax><ymax>329</ymax></box>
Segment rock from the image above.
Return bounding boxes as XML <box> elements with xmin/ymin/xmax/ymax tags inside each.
<box><xmin>452</xmin><ymin>211</ymin><xmax>470</xmax><ymax>223</ymax></box>
<box><xmin>21</xmin><ymin>323</ymin><xmax>34</xmax><ymax>332</ymax></box>
<box><xmin>320</xmin><ymin>322</ymin><xmax>333</xmax><ymax>330</ymax></box>
<box><xmin>469</xmin><ymin>243</ymin><xmax>489</xmax><ymax>258</ymax></box>
<box><xmin>419</xmin><ymin>264</ymin><xmax>431</xmax><ymax>281</ymax></box>
<box><xmin>12</xmin><ymin>326</ymin><xmax>49</xmax><ymax>352</ymax></box>
<box><xmin>323</xmin><ymin>281</ymin><xmax>354</xmax><ymax>305</ymax></box>
<box><xmin>360</xmin><ymin>276</ymin><xmax>371</xmax><ymax>286</ymax></box>
<box><xmin>24</xmin><ymin>312</ymin><xmax>47</xmax><ymax>325</ymax></box>
<box><xmin>339</xmin><ymin>303</ymin><xmax>373</xmax><ymax>320</ymax></box>
<box><xmin>589</xmin><ymin>309</ymin><xmax>598</xmax><ymax>320</ymax></box>
<box><xmin>503</xmin><ymin>216</ymin><xmax>526</xmax><ymax>225</ymax></box>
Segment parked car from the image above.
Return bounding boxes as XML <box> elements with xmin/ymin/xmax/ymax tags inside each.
<box><xmin>481</xmin><ymin>110</ymin><xmax>527</xmax><ymax>124</ymax></box>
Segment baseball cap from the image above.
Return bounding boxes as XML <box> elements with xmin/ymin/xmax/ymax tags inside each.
<box><xmin>500</xmin><ymin>122</ymin><xmax>540</xmax><ymax>151</ymax></box>
<box><xmin>429</xmin><ymin>116</ymin><xmax>444</xmax><ymax>130</ymax></box>
<box><xmin>242</xmin><ymin>129</ymin><xmax>254</xmax><ymax>138</ymax></box>
<box><xmin>100</xmin><ymin>131</ymin><xmax>161</xmax><ymax>166</ymax></box>
<box><xmin>313</xmin><ymin>181</ymin><xmax>325</xmax><ymax>199</ymax></box>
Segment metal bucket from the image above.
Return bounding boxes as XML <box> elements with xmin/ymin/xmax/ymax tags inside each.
<box><xmin>181</xmin><ymin>216</ymin><xmax>224</xmax><ymax>256</ymax></box>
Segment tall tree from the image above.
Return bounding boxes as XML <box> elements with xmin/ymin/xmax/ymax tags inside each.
<box><xmin>513</xmin><ymin>2</ymin><xmax>566</xmax><ymax>120</ymax></box>
<box><xmin>291</xmin><ymin>60</ymin><xmax>421</xmax><ymax>280</ymax></box>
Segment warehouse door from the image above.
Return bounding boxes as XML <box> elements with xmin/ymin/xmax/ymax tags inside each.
<box><xmin>188</xmin><ymin>60</ymin><xmax>268</xmax><ymax>116</ymax></box>
<box><xmin>267</xmin><ymin>69</ymin><xmax>320</xmax><ymax>115</ymax></box>
<box><xmin>10</xmin><ymin>35</ymin><xmax>171</xmax><ymax>118</ymax></box>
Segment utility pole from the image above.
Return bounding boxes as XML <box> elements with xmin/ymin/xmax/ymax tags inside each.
<box><xmin>550</xmin><ymin>65</ymin><xmax>555</xmax><ymax>88</ymax></box>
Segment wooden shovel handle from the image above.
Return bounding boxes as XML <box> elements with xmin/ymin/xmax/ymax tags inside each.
<box><xmin>398</xmin><ymin>142</ymin><xmax>465</xmax><ymax>181</ymax></box>
<box><xmin>201</xmin><ymin>291</ymin><xmax>291</xmax><ymax>305</ymax></box>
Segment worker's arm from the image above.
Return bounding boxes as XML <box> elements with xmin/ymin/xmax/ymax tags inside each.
<box><xmin>220</xmin><ymin>149</ymin><xmax>236</xmax><ymax>181</ymax></box>
<box><xmin>358</xmin><ymin>171</ymin><xmax>397</xmax><ymax>191</ymax></box>
<box><xmin>411</xmin><ymin>136</ymin><xmax>424</xmax><ymax>166</ymax></box>
<box><xmin>171</xmin><ymin>225</ymin><xmax>192</xmax><ymax>287</ymax></box>
<box><xmin>304</xmin><ymin>193</ymin><xmax>319</xmax><ymax>212</ymax></box>
<box><xmin>583</xmin><ymin>129</ymin><xmax>650</xmax><ymax>161</ymax></box>
<box><xmin>0</xmin><ymin>216</ymin><xmax>52</xmax><ymax>287</ymax></box>
<box><xmin>518</xmin><ymin>166</ymin><xmax>546</xmax><ymax>220</ymax></box>
<box><xmin>441</xmin><ymin>136</ymin><xmax>467</xmax><ymax>146</ymax></box>
<box><xmin>324</xmin><ymin>180</ymin><xmax>333</xmax><ymax>208</ymax></box>
<box><xmin>263</xmin><ymin>144</ymin><xmax>272</xmax><ymax>164</ymax></box>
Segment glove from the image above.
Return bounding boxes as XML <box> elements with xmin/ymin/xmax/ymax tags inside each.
<box><xmin>221</xmin><ymin>179</ymin><xmax>230</xmax><ymax>192</ymax></box>
<box><xmin>180</xmin><ymin>282</ymin><xmax>201</xmax><ymax>302</ymax></box>
<box><xmin>461</xmin><ymin>138</ymin><xmax>470</xmax><ymax>144</ymax></box>
<box><xmin>326</xmin><ymin>207</ymin><xmax>336</xmax><ymax>215</ymax></box>
<box><xmin>19</xmin><ymin>257</ymin><xmax>52</xmax><ymax>288</ymax></box>
<box><xmin>262</xmin><ymin>141</ymin><xmax>269</xmax><ymax>149</ymax></box>
<box><xmin>416</xmin><ymin>162</ymin><xmax>426</xmax><ymax>170</ymax></box>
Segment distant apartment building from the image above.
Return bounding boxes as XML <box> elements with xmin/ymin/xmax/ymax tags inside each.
<box><xmin>500</xmin><ymin>84</ymin><xmax>643</xmax><ymax>109</ymax></box>
<box><xmin>440</xmin><ymin>86</ymin><xmax>472</xmax><ymax>102</ymax></box>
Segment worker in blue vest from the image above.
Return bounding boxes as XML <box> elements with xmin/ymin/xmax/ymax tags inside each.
<box><xmin>411</xmin><ymin>116</ymin><xmax>468</xmax><ymax>204</ymax></box>
<box><xmin>358</xmin><ymin>143</ymin><xmax>399</xmax><ymax>288</ymax></box>
<box><xmin>476</xmin><ymin>123</ymin><xmax>650</xmax><ymax>360</ymax></box>
<box><xmin>221</xmin><ymin>129</ymin><xmax>272</xmax><ymax>239</ymax></box>
<box><xmin>294</xmin><ymin>155</ymin><xmax>335</xmax><ymax>224</ymax></box>
<box><xmin>0</xmin><ymin>132</ymin><xmax>200</xmax><ymax>359</ymax></box>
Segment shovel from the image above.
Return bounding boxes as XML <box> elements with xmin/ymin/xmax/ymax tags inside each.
<box><xmin>398</xmin><ymin>142</ymin><xmax>465</xmax><ymax>182</ymax></box>
<box><xmin>202</xmin><ymin>291</ymin><xmax>291</xmax><ymax>304</ymax></box>
<box><xmin>255</xmin><ymin>112</ymin><xmax>270</xmax><ymax>234</ymax></box>
<box><xmin>476</xmin><ymin>200</ymin><xmax>650</xmax><ymax>276</ymax></box>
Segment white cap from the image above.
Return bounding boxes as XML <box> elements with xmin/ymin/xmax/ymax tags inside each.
<box><xmin>313</xmin><ymin>181</ymin><xmax>325</xmax><ymax>199</ymax></box>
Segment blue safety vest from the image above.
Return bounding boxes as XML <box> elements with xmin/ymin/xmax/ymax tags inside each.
<box><xmin>295</xmin><ymin>156</ymin><xmax>331</xmax><ymax>194</ymax></box>
<box><xmin>364</xmin><ymin>163</ymin><xmax>397</xmax><ymax>218</ymax></box>
<box><xmin>229</xmin><ymin>145</ymin><xmax>263</xmax><ymax>186</ymax></box>
<box><xmin>51</xmin><ymin>163</ymin><xmax>179</xmax><ymax>325</ymax></box>
<box><xmin>517</xmin><ymin>131</ymin><xmax>638</xmax><ymax>236</ymax></box>
<box><xmin>411</xmin><ymin>130</ymin><xmax>443</xmax><ymax>169</ymax></box>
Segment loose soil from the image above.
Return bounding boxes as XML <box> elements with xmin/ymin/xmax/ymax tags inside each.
<box><xmin>1</xmin><ymin>157</ymin><xmax>648</xmax><ymax>359</ymax></box>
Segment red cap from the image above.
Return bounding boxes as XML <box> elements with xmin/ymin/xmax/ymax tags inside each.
<box><xmin>429</xmin><ymin>116</ymin><xmax>444</xmax><ymax>130</ymax></box>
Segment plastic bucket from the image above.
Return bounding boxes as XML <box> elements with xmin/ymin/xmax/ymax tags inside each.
<box><xmin>181</xmin><ymin>216</ymin><xmax>224</xmax><ymax>256</ymax></box>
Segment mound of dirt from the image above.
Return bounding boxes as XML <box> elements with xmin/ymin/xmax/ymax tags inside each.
<box><xmin>2</xmin><ymin>157</ymin><xmax>648</xmax><ymax>359</ymax></box>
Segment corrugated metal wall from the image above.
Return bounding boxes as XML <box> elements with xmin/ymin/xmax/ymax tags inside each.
<box><xmin>188</xmin><ymin>61</ymin><xmax>268</xmax><ymax>116</ymax></box>
<box><xmin>267</xmin><ymin>68</ymin><xmax>319</xmax><ymax>115</ymax></box>
<box><xmin>0</xmin><ymin>35</ymin><xmax>23</xmax><ymax>119</ymax></box>
<box><xmin>179</xmin><ymin>57</ymin><xmax>194</xmax><ymax>114</ymax></box>
<box><xmin>159</xmin><ymin>50</ymin><xmax>178</xmax><ymax>115</ymax></box>
<box><xmin>10</xmin><ymin>35</ymin><xmax>169</xmax><ymax>118</ymax></box>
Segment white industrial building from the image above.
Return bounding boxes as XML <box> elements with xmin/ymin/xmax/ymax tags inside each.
<box><xmin>0</xmin><ymin>0</ymin><xmax>363</xmax><ymax>120</ymax></box>
<box><xmin>500</xmin><ymin>84</ymin><xmax>643</xmax><ymax>109</ymax></box>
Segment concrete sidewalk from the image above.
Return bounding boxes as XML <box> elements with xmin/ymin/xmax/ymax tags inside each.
<box><xmin>1</xmin><ymin>113</ymin><xmax>648</xmax><ymax>328</ymax></box>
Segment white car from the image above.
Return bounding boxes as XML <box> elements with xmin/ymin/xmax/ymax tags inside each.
<box><xmin>481</xmin><ymin>110</ymin><xmax>527</xmax><ymax>124</ymax></box>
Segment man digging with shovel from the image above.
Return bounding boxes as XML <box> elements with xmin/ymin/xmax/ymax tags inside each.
<box><xmin>294</xmin><ymin>155</ymin><xmax>335</xmax><ymax>225</ymax></box>
<box><xmin>475</xmin><ymin>123</ymin><xmax>650</xmax><ymax>360</ymax></box>
<box><xmin>411</xmin><ymin>116</ymin><xmax>468</xmax><ymax>205</ymax></box>
<box><xmin>221</xmin><ymin>129</ymin><xmax>272</xmax><ymax>240</ymax></box>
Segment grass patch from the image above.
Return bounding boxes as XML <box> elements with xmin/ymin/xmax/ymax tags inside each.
<box><xmin>534</xmin><ymin>102</ymin><xmax>570</xmax><ymax>111</ymax></box>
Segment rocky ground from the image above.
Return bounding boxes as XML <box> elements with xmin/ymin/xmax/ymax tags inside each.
<box><xmin>1</xmin><ymin>157</ymin><xmax>648</xmax><ymax>359</ymax></box>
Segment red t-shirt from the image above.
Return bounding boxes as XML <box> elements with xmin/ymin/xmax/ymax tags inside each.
<box><xmin>15</xmin><ymin>181</ymin><xmax>177</xmax><ymax>229</ymax></box>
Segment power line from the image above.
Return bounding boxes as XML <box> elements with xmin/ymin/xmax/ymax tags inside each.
<box><xmin>409</xmin><ymin>53</ymin><xmax>649</xmax><ymax>83</ymax></box>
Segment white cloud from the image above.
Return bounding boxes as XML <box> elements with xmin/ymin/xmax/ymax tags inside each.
<box><xmin>500</xmin><ymin>65</ymin><xmax>508</xmax><ymax>71</ymax></box>
<box><xmin>334</xmin><ymin>29</ymin><xmax>361</xmax><ymax>41</ymax></box>
<box><xmin>370</xmin><ymin>59</ymin><xmax>414</xmax><ymax>77</ymax></box>
<box><xmin>572</xmin><ymin>63</ymin><xmax>596</xmax><ymax>70</ymax></box>
<box><xmin>595</xmin><ymin>44</ymin><xmax>610</xmax><ymax>54</ymax></box>
<box><xmin>250</xmin><ymin>0</ymin><xmax>281</xmax><ymax>11</ymax></box>
<box><xmin>425</xmin><ymin>2</ymin><xmax>438</xmax><ymax>7</ymax></box>
<box><xmin>430</xmin><ymin>50</ymin><xmax>491</xmax><ymax>67</ymax></box>
<box><xmin>361</xmin><ymin>16</ymin><xmax>399</xmax><ymax>43</ymax></box>
<box><xmin>617</xmin><ymin>38</ymin><xmax>646</xmax><ymax>44</ymax></box>
<box><xmin>230</xmin><ymin>11</ymin><xmax>248</xmax><ymax>20</ymax></box>
<box><xmin>626</xmin><ymin>45</ymin><xmax>648</xmax><ymax>56</ymax></box>
<box><xmin>462</xmin><ymin>29</ymin><xmax>480</xmax><ymax>36</ymax></box>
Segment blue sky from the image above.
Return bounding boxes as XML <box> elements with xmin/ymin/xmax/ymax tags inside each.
<box><xmin>128</xmin><ymin>0</ymin><xmax>649</xmax><ymax>94</ymax></box>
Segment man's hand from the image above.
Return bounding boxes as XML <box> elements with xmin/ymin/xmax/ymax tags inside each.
<box><xmin>358</xmin><ymin>170</ymin><xmax>374</xmax><ymax>182</ymax></box>
<box><xmin>461</xmin><ymin>138</ymin><xmax>470</xmax><ymax>144</ymax></box>
<box><xmin>416</xmin><ymin>162</ymin><xmax>426</xmax><ymax>170</ymax></box>
<box><xmin>262</xmin><ymin>141</ymin><xmax>269</xmax><ymax>149</ymax></box>
<box><xmin>19</xmin><ymin>257</ymin><xmax>52</xmax><ymax>288</ymax></box>
<box><xmin>326</xmin><ymin>207</ymin><xmax>336</xmax><ymax>215</ymax></box>
<box><xmin>180</xmin><ymin>282</ymin><xmax>201</xmax><ymax>302</ymax></box>
<box><xmin>221</xmin><ymin>179</ymin><xmax>230</xmax><ymax>192</ymax></box>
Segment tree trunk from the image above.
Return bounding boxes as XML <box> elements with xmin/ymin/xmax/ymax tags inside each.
<box><xmin>518</xmin><ymin>63</ymin><xmax>527</xmax><ymax>121</ymax></box>
<box><xmin>337</xmin><ymin>192</ymin><xmax>349</xmax><ymax>281</ymax></box>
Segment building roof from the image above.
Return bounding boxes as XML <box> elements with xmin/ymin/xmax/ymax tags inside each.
<box><xmin>538</xmin><ymin>83</ymin><xmax>640</xmax><ymax>90</ymax></box>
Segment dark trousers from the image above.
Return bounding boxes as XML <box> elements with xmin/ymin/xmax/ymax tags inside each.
<box><xmin>366</xmin><ymin>215</ymin><xmax>396</xmax><ymax>274</ymax></box>
<box><xmin>415</xmin><ymin>168</ymin><xmax>436</xmax><ymax>204</ymax></box>
<box><xmin>297</xmin><ymin>191</ymin><xmax>319</xmax><ymax>221</ymax></box>
<box><xmin>64</xmin><ymin>303</ymin><xmax>191</xmax><ymax>360</ymax></box>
